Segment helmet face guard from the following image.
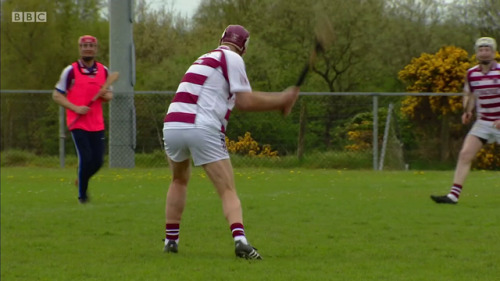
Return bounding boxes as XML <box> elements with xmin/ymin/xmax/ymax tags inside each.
<box><xmin>474</xmin><ymin>37</ymin><xmax>497</xmax><ymax>52</ymax></box>
<box><xmin>79</xmin><ymin>35</ymin><xmax>98</xmax><ymax>46</ymax></box>
<box><xmin>78</xmin><ymin>35</ymin><xmax>98</xmax><ymax>62</ymax></box>
<box><xmin>220</xmin><ymin>25</ymin><xmax>250</xmax><ymax>53</ymax></box>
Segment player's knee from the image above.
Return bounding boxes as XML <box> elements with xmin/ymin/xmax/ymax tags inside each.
<box><xmin>458</xmin><ymin>149</ymin><xmax>476</xmax><ymax>162</ymax></box>
<box><xmin>172</xmin><ymin>176</ymin><xmax>189</xmax><ymax>186</ymax></box>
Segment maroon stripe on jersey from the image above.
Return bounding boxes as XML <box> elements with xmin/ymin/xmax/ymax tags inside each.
<box><xmin>194</xmin><ymin>57</ymin><xmax>221</xmax><ymax>68</ymax></box>
<box><xmin>478</xmin><ymin>94</ymin><xmax>500</xmax><ymax>100</ymax></box>
<box><xmin>221</xmin><ymin>125</ymin><xmax>226</xmax><ymax>133</ymax></box>
<box><xmin>219</xmin><ymin>51</ymin><xmax>231</xmax><ymax>97</ymax></box>
<box><xmin>481</xmin><ymin>111</ymin><xmax>500</xmax><ymax>117</ymax></box>
<box><xmin>480</xmin><ymin>117</ymin><xmax>500</xmax><ymax>121</ymax></box>
<box><xmin>172</xmin><ymin>92</ymin><xmax>198</xmax><ymax>104</ymax></box>
<box><xmin>468</xmin><ymin>73</ymin><xmax>500</xmax><ymax>80</ymax></box>
<box><xmin>212</xmin><ymin>49</ymin><xmax>231</xmax><ymax>96</ymax></box>
<box><xmin>182</xmin><ymin>73</ymin><xmax>207</xmax><ymax>85</ymax></box>
<box><xmin>481</xmin><ymin>101</ymin><xmax>500</xmax><ymax>108</ymax></box>
<box><xmin>224</xmin><ymin>109</ymin><xmax>231</xmax><ymax>121</ymax></box>
<box><xmin>480</xmin><ymin>117</ymin><xmax>499</xmax><ymax>121</ymax></box>
<box><xmin>473</xmin><ymin>84</ymin><xmax>500</xmax><ymax>90</ymax></box>
<box><xmin>164</xmin><ymin>112</ymin><xmax>196</xmax><ymax>123</ymax></box>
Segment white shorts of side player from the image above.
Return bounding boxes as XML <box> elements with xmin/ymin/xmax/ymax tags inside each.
<box><xmin>469</xmin><ymin>119</ymin><xmax>500</xmax><ymax>144</ymax></box>
<box><xmin>163</xmin><ymin>127</ymin><xmax>229</xmax><ymax>166</ymax></box>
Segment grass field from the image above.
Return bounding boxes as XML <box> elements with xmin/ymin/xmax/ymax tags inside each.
<box><xmin>1</xmin><ymin>167</ymin><xmax>499</xmax><ymax>281</ymax></box>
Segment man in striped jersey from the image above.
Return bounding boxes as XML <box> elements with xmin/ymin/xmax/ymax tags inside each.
<box><xmin>53</xmin><ymin>35</ymin><xmax>113</xmax><ymax>204</ymax></box>
<box><xmin>431</xmin><ymin>37</ymin><xmax>500</xmax><ymax>204</ymax></box>
<box><xmin>162</xmin><ymin>25</ymin><xmax>299</xmax><ymax>259</ymax></box>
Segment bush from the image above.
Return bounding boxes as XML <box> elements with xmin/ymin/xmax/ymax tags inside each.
<box><xmin>1</xmin><ymin>150</ymin><xmax>35</xmax><ymax>166</ymax></box>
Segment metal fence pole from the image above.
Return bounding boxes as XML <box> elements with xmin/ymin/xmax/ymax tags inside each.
<box><xmin>379</xmin><ymin>103</ymin><xmax>393</xmax><ymax>170</ymax></box>
<box><xmin>109</xmin><ymin>0</ymin><xmax>136</xmax><ymax>168</ymax></box>
<box><xmin>372</xmin><ymin>94</ymin><xmax>378</xmax><ymax>170</ymax></box>
<box><xmin>59</xmin><ymin>106</ymin><xmax>66</xmax><ymax>168</ymax></box>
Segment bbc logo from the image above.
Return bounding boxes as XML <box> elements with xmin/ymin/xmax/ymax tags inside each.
<box><xmin>12</xmin><ymin>12</ymin><xmax>47</xmax><ymax>22</ymax></box>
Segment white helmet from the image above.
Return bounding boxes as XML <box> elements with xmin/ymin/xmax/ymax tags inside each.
<box><xmin>474</xmin><ymin>37</ymin><xmax>497</xmax><ymax>52</ymax></box>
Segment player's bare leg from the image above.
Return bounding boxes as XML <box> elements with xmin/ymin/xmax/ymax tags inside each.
<box><xmin>203</xmin><ymin>159</ymin><xmax>262</xmax><ymax>259</ymax></box>
<box><xmin>164</xmin><ymin>158</ymin><xmax>191</xmax><ymax>253</ymax></box>
<box><xmin>431</xmin><ymin>135</ymin><xmax>483</xmax><ymax>204</ymax></box>
<box><xmin>453</xmin><ymin>135</ymin><xmax>483</xmax><ymax>185</ymax></box>
<box><xmin>203</xmin><ymin>159</ymin><xmax>242</xmax><ymax>225</ymax></box>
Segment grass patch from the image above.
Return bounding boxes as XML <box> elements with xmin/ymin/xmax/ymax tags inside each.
<box><xmin>1</xmin><ymin>167</ymin><xmax>499</xmax><ymax>280</ymax></box>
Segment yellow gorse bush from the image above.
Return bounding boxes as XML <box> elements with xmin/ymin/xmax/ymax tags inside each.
<box><xmin>474</xmin><ymin>143</ymin><xmax>500</xmax><ymax>170</ymax></box>
<box><xmin>398</xmin><ymin>46</ymin><xmax>470</xmax><ymax>118</ymax></box>
<box><xmin>345</xmin><ymin>121</ymin><xmax>373</xmax><ymax>151</ymax></box>
<box><xmin>225</xmin><ymin>132</ymin><xmax>279</xmax><ymax>158</ymax></box>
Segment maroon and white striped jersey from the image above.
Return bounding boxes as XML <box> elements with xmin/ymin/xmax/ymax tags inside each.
<box><xmin>465</xmin><ymin>62</ymin><xmax>500</xmax><ymax>121</ymax></box>
<box><xmin>164</xmin><ymin>46</ymin><xmax>252</xmax><ymax>133</ymax></box>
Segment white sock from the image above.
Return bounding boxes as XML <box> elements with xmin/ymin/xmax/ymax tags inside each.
<box><xmin>446</xmin><ymin>194</ymin><xmax>458</xmax><ymax>202</ymax></box>
<box><xmin>234</xmin><ymin>236</ymin><xmax>248</xmax><ymax>245</ymax></box>
<box><xmin>165</xmin><ymin>239</ymin><xmax>179</xmax><ymax>245</ymax></box>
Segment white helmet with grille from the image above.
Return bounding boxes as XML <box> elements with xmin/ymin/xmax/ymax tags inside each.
<box><xmin>474</xmin><ymin>37</ymin><xmax>497</xmax><ymax>52</ymax></box>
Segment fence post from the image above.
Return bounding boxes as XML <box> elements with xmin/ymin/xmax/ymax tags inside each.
<box><xmin>379</xmin><ymin>103</ymin><xmax>393</xmax><ymax>170</ymax></box>
<box><xmin>59</xmin><ymin>106</ymin><xmax>65</xmax><ymax>168</ymax></box>
<box><xmin>372</xmin><ymin>94</ymin><xmax>378</xmax><ymax>170</ymax></box>
<box><xmin>297</xmin><ymin>98</ymin><xmax>306</xmax><ymax>161</ymax></box>
<box><xmin>109</xmin><ymin>0</ymin><xmax>136</xmax><ymax>168</ymax></box>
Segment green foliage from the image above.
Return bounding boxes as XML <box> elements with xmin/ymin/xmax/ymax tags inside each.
<box><xmin>1</xmin><ymin>150</ymin><xmax>34</xmax><ymax>166</ymax></box>
<box><xmin>2</xmin><ymin>0</ymin><xmax>499</xmax><ymax>170</ymax></box>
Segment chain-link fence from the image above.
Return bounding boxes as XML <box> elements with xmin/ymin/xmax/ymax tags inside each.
<box><xmin>3</xmin><ymin>90</ymin><xmax>485</xmax><ymax>170</ymax></box>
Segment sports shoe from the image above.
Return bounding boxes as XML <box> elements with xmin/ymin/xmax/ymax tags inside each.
<box><xmin>430</xmin><ymin>195</ymin><xmax>457</xmax><ymax>204</ymax></box>
<box><xmin>78</xmin><ymin>197</ymin><xmax>89</xmax><ymax>204</ymax></box>
<box><xmin>235</xmin><ymin>241</ymin><xmax>262</xmax><ymax>260</ymax></box>
<box><xmin>163</xmin><ymin>240</ymin><xmax>178</xmax><ymax>253</ymax></box>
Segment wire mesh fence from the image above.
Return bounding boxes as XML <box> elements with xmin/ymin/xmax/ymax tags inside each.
<box><xmin>3</xmin><ymin>90</ymin><xmax>491</xmax><ymax>170</ymax></box>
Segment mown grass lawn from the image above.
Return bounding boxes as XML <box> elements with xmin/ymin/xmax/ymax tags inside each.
<box><xmin>1</xmin><ymin>167</ymin><xmax>499</xmax><ymax>281</ymax></box>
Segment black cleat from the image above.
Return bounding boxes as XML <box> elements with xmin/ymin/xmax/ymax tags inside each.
<box><xmin>163</xmin><ymin>240</ymin><xmax>178</xmax><ymax>253</ymax></box>
<box><xmin>430</xmin><ymin>195</ymin><xmax>457</xmax><ymax>204</ymax></box>
<box><xmin>78</xmin><ymin>197</ymin><xmax>89</xmax><ymax>204</ymax></box>
<box><xmin>235</xmin><ymin>241</ymin><xmax>262</xmax><ymax>260</ymax></box>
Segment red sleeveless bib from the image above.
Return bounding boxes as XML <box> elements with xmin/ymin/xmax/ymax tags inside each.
<box><xmin>66</xmin><ymin>62</ymin><xmax>106</xmax><ymax>131</ymax></box>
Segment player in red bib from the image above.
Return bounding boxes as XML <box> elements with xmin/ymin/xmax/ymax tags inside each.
<box><xmin>53</xmin><ymin>35</ymin><xmax>113</xmax><ymax>204</ymax></box>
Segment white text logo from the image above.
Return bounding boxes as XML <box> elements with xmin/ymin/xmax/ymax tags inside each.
<box><xmin>12</xmin><ymin>12</ymin><xmax>47</xmax><ymax>22</ymax></box>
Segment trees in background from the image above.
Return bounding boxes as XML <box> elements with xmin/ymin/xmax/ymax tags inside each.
<box><xmin>1</xmin><ymin>0</ymin><xmax>498</xmax><ymax>169</ymax></box>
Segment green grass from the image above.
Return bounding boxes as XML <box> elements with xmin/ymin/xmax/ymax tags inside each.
<box><xmin>1</xmin><ymin>167</ymin><xmax>499</xmax><ymax>281</ymax></box>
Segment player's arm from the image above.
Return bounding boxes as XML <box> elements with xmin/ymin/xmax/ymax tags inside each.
<box><xmin>235</xmin><ymin>87</ymin><xmax>299</xmax><ymax>116</ymax></box>
<box><xmin>461</xmin><ymin>75</ymin><xmax>474</xmax><ymax>124</ymax></box>
<box><xmin>52</xmin><ymin>66</ymin><xmax>89</xmax><ymax>115</ymax></box>
<box><xmin>52</xmin><ymin>90</ymin><xmax>89</xmax><ymax>115</ymax></box>
<box><xmin>99</xmin><ymin>66</ymin><xmax>113</xmax><ymax>102</ymax></box>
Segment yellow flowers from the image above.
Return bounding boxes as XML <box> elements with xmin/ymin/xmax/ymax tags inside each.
<box><xmin>398</xmin><ymin>46</ymin><xmax>471</xmax><ymax>117</ymax></box>
<box><xmin>474</xmin><ymin>144</ymin><xmax>500</xmax><ymax>170</ymax></box>
<box><xmin>225</xmin><ymin>132</ymin><xmax>279</xmax><ymax>158</ymax></box>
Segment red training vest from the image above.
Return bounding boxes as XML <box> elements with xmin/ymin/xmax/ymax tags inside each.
<box><xmin>66</xmin><ymin>62</ymin><xmax>106</xmax><ymax>131</ymax></box>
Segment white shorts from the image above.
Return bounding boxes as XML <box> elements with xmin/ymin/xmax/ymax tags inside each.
<box><xmin>163</xmin><ymin>127</ymin><xmax>229</xmax><ymax>166</ymax></box>
<box><xmin>469</xmin><ymin>120</ymin><xmax>500</xmax><ymax>144</ymax></box>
